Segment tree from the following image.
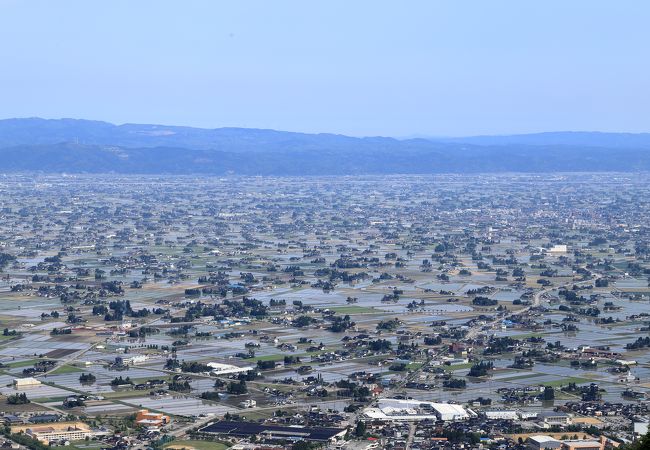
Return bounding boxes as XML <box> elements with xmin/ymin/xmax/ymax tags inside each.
<box><xmin>328</xmin><ymin>314</ymin><xmax>355</xmax><ymax>332</ymax></box>
<box><xmin>292</xmin><ymin>315</ymin><xmax>314</xmax><ymax>328</ymax></box>
<box><xmin>227</xmin><ymin>379</ymin><xmax>247</xmax><ymax>395</ymax></box>
<box><xmin>7</xmin><ymin>393</ymin><xmax>30</xmax><ymax>404</ymax></box>
<box><xmin>468</xmin><ymin>361</ymin><xmax>494</xmax><ymax>377</ymax></box>
<box><xmin>200</xmin><ymin>391</ymin><xmax>220</xmax><ymax>401</ymax></box>
<box><xmin>377</xmin><ymin>318</ymin><xmax>401</xmax><ymax>331</ymax></box>
<box><xmin>624</xmin><ymin>431</ymin><xmax>650</xmax><ymax>450</ymax></box>
<box><xmin>355</xmin><ymin>421</ymin><xmax>367</xmax><ymax>437</ymax></box>
<box><xmin>443</xmin><ymin>378</ymin><xmax>466</xmax><ymax>389</ymax></box>
<box><xmin>79</xmin><ymin>373</ymin><xmax>96</xmax><ymax>383</ymax></box>
<box><xmin>543</xmin><ymin>386</ymin><xmax>555</xmax><ymax>401</ymax></box>
<box><xmin>110</xmin><ymin>376</ymin><xmax>133</xmax><ymax>386</ymax></box>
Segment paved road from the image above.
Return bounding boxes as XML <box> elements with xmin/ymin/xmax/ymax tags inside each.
<box><xmin>168</xmin><ymin>415</ymin><xmax>215</xmax><ymax>437</ymax></box>
<box><xmin>405</xmin><ymin>423</ymin><xmax>416</xmax><ymax>449</ymax></box>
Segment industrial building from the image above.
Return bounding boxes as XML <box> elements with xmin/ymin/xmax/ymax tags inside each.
<box><xmin>199</xmin><ymin>421</ymin><xmax>346</xmax><ymax>443</ymax></box>
<box><xmin>527</xmin><ymin>435</ymin><xmax>609</xmax><ymax>450</ymax></box>
<box><xmin>527</xmin><ymin>435</ymin><xmax>562</xmax><ymax>450</ymax></box>
<box><xmin>538</xmin><ymin>411</ymin><xmax>572</xmax><ymax>427</ymax></box>
<box><xmin>134</xmin><ymin>410</ymin><xmax>171</xmax><ymax>428</ymax></box>
<box><xmin>12</xmin><ymin>377</ymin><xmax>41</xmax><ymax>388</ymax></box>
<box><xmin>483</xmin><ymin>410</ymin><xmax>519</xmax><ymax>420</ymax></box>
<box><xmin>362</xmin><ymin>398</ymin><xmax>473</xmax><ymax>422</ymax></box>
<box><xmin>207</xmin><ymin>362</ymin><xmax>254</xmax><ymax>375</ymax></box>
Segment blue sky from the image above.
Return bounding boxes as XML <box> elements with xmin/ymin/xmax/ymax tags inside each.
<box><xmin>0</xmin><ymin>0</ymin><xmax>648</xmax><ymax>136</ymax></box>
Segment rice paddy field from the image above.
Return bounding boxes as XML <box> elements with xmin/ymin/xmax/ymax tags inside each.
<box><xmin>0</xmin><ymin>173</ymin><xmax>647</xmax><ymax>437</ymax></box>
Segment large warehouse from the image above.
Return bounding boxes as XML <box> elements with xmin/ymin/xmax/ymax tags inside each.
<box><xmin>362</xmin><ymin>398</ymin><xmax>473</xmax><ymax>422</ymax></box>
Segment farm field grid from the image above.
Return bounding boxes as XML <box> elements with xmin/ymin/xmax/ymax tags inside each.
<box><xmin>0</xmin><ymin>173</ymin><xmax>648</xmax><ymax>447</ymax></box>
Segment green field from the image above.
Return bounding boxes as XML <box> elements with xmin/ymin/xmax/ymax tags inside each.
<box><xmin>50</xmin><ymin>364</ymin><xmax>85</xmax><ymax>375</ymax></box>
<box><xmin>65</xmin><ymin>441</ymin><xmax>104</xmax><ymax>450</ymax></box>
<box><xmin>0</xmin><ymin>334</ymin><xmax>21</xmax><ymax>341</ymax></box>
<box><xmin>164</xmin><ymin>440</ymin><xmax>229</xmax><ymax>450</ymax></box>
<box><xmin>447</xmin><ymin>362</ymin><xmax>473</xmax><ymax>370</ymax></box>
<box><xmin>4</xmin><ymin>358</ymin><xmax>42</xmax><ymax>368</ymax></box>
<box><xmin>543</xmin><ymin>377</ymin><xmax>592</xmax><ymax>387</ymax></box>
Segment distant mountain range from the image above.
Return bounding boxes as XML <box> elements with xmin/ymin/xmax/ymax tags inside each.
<box><xmin>441</xmin><ymin>131</ymin><xmax>650</xmax><ymax>149</ymax></box>
<box><xmin>0</xmin><ymin>118</ymin><xmax>648</xmax><ymax>174</ymax></box>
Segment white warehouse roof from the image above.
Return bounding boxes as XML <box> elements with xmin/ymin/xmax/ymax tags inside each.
<box><xmin>363</xmin><ymin>398</ymin><xmax>471</xmax><ymax>422</ymax></box>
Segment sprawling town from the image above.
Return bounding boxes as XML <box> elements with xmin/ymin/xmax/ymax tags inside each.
<box><xmin>0</xmin><ymin>173</ymin><xmax>648</xmax><ymax>450</ymax></box>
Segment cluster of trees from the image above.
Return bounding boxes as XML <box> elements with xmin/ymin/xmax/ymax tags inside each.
<box><xmin>104</xmin><ymin>299</ymin><xmax>150</xmax><ymax>321</ymax></box>
<box><xmin>443</xmin><ymin>378</ymin><xmax>466</xmax><ymax>389</ymax></box>
<box><xmin>222</xmin><ymin>297</ymin><xmax>268</xmax><ymax>318</ymax></box>
<box><xmin>7</xmin><ymin>393</ymin><xmax>30</xmax><ymax>404</ymax></box>
<box><xmin>575</xmin><ymin>306</ymin><xmax>601</xmax><ymax>317</ymax></box>
<box><xmin>164</xmin><ymin>358</ymin><xmax>181</xmax><ymax>370</ymax></box>
<box><xmin>51</xmin><ymin>327</ymin><xmax>71</xmax><ymax>335</ymax></box>
<box><xmin>328</xmin><ymin>314</ymin><xmax>355</xmax><ymax>332</ymax></box>
<box><xmin>101</xmin><ymin>280</ymin><xmax>124</xmax><ymax>294</ymax></box>
<box><xmin>377</xmin><ymin>318</ymin><xmax>401</xmax><ymax>331</ymax></box>
<box><xmin>367</xmin><ymin>339</ymin><xmax>392</xmax><ymax>352</ymax></box>
<box><xmin>257</xmin><ymin>360</ymin><xmax>278</xmax><ymax>370</ymax></box>
<box><xmin>63</xmin><ymin>396</ymin><xmax>85</xmax><ymax>408</ymax></box>
<box><xmin>200</xmin><ymin>391</ymin><xmax>221</xmax><ymax>401</ymax></box>
<box><xmin>179</xmin><ymin>361</ymin><xmax>213</xmax><ymax>373</ymax></box>
<box><xmin>292</xmin><ymin>315</ymin><xmax>316</xmax><ymax>328</ymax></box>
<box><xmin>110</xmin><ymin>376</ymin><xmax>133</xmax><ymax>386</ymax></box>
<box><xmin>92</xmin><ymin>305</ymin><xmax>108</xmax><ymax>315</ymax></box>
<box><xmin>626</xmin><ymin>336</ymin><xmax>650</xmax><ymax>350</ymax></box>
<box><xmin>79</xmin><ymin>373</ymin><xmax>96</xmax><ymax>383</ymax></box>
<box><xmin>595</xmin><ymin>278</ymin><xmax>609</xmax><ymax>287</ymax></box>
<box><xmin>468</xmin><ymin>361</ymin><xmax>494</xmax><ymax>377</ymax></box>
<box><xmin>168</xmin><ymin>380</ymin><xmax>192</xmax><ymax>392</ymax></box>
<box><xmin>484</xmin><ymin>336</ymin><xmax>519</xmax><ymax>355</ymax></box>
<box><xmin>541</xmin><ymin>386</ymin><xmax>555</xmax><ymax>400</ymax></box>
<box><xmin>2</xmin><ymin>432</ymin><xmax>49</xmax><ymax>450</ymax></box>
<box><xmin>227</xmin><ymin>380</ymin><xmax>248</xmax><ymax>395</ymax></box>
<box><xmin>472</xmin><ymin>296</ymin><xmax>497</xmax><ymax>306</ymax></box>
<box><xmin>284</xmin><ymin>355</ymin><xmax>301</xmax><ymax>365</ymax></box>
<box><xmin>335</xmin><ymin>380</ymin><xmax>371</xmax><ymax>399</ymax></box>
<box><xmin>0</xmin><ymin>252</ymin><xmax>16</xmax><ymax>271</ymax></box>
<box><xmin>424</xmin><ymin>335</ymin><xmax>442</xmax><ymax>345</ymax></box>
<box><xmin>511</xmin><ymin>356</ymin><xmax>534</xmax><ymax>369</ymax></box>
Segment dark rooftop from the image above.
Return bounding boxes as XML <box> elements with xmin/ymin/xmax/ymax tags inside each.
<box><xmin>199</xmin><ymin>421</ymin><xmax>345</xmax><ymax>442</ymax></box>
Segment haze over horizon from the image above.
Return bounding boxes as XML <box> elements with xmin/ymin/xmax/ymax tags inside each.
<box><xmin>1</xmin><ymin>0</ymin><xmax>649</xmax><ymax>137</ymax></box>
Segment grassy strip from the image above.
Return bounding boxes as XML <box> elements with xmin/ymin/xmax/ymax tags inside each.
<box><xmin>49</xmin><ymin>365</ymin><xmax>85</xmax><ymax>375</ymax></box>
<box><xmin>165</xmin><ymin>440</ymin><xmax>229</xmax><ymax>450</ymax></box>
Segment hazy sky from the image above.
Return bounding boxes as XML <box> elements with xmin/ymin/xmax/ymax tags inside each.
<box><xmin>1</xmin><ymin>1</ymin><xmax>648</xmax><ymax>137</ymax></box>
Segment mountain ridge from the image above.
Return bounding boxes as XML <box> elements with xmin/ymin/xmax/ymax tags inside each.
<box><xmin>0</xmin><ymin>118</ymin><xmax>649</xmax><ymax>174</ymax></box>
